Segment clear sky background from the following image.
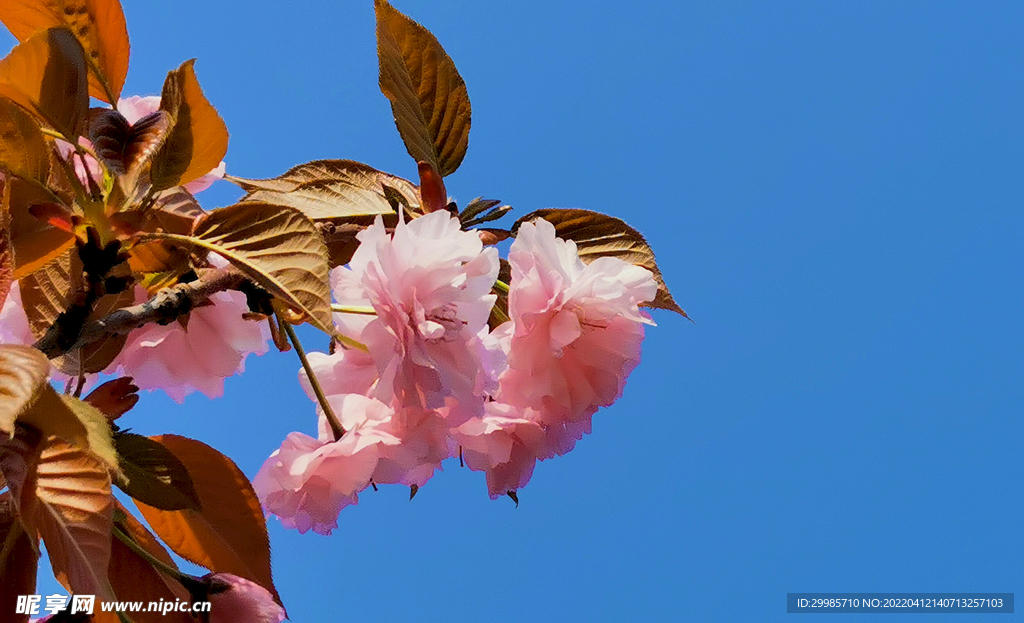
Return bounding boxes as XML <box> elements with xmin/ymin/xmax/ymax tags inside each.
<box><xmin>6</xmin><ymin>1</ymin><xmax>1023</xmax><ymax>621</ymax></box>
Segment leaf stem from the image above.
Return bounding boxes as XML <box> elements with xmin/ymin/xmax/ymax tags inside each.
<box><xmin>330</xmin><ymin>303</ymin><xmax>377</xmax><ymax>315</ymax></box>
<box><xmin>85</xmin><ymin>54</ymin><xmax>120</xmax><ymax>108</ymax></box>
<box><xmin>493</xmin><ymin>279</ymin><xmax>510</xmax><ymax>295</ymax></box>
<box><xmin>279</xmin><ymin>315</ymin><xmax>346</xmax><ymax>440</ymax></box>
<box><xmin>112</xmin><ymin>524</ymin><xmax>196</xmax><ymax>588</ymax></box>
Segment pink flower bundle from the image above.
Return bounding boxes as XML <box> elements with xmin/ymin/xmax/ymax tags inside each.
<box><xmin>254</xmin><ymin>212</ymin><xmax>657</xmax><ymax>534</ymax></box>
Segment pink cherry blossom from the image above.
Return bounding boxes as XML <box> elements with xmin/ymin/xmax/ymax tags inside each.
<box><xmin>297</xmin><ymin>349</ymin><xmax>377</xmax><ymax>400</ymax></box>
<box><xmin>54</xmin><ymin>137</ymin><xmax>102</xmax><ymax>189</ymax></box>
<box><xmin>182</xmin><ymin>160</ymin><xmax>227</xmax><ymax>194</ymax></box>
<box><xmin>369</xmin><ymin>405</ymin><xmax>451</xmax><ymax>487</ymax></box>
<box><xmin>295</xmin><ymin>351</ymin><xmax>451</xmax><ymax>489</ymax></box>
<box><xmin>260</xmin><ymin>211</ymin><xmax>660</xmax><ymax>519</ymax></box>
<box><xmin>111</xmin><ymin>257</ymin><xmax>270</xmax><ymax>402</ymax></box>
<box><xmin>497</xmin><ymin>218</ymin><xmax>656</xmax><ymax>451</ymax></box>
<box><xmin>331</xmin><ymin>210</ymin><xmax>499</xmax><ymax>411</ymax></box>
<box><xmin>258</xmin><ymin>211</ymin><xmax>501</xmax><ymax>526</ymax></box>
<box><xmin>451</xmin><ymin>218</ymin><xmax>656</xmax><ymax>495</ymax></box>
<box><xmin>254</xmin><ymin>394</ymin><xmax>401</xmax><ymax>535</ymax></box>
<box><xmin>0</xmin><ymin>281</ymin><xmax>34</xmax><ymax>347</ymax></box>
<box><xmin>116</xmin><ymin>94</ymin><xmax>161</xmax><ymax>124</ymax></box>
<box><xmin>452</xmin><ymin>402</ymin><xmax>546</xmax><ymax>499</ymax></box>
<box><xmin>204</xmin><ymin>573</ymin><xmax>285</xmax><ymax>623</ymax></box>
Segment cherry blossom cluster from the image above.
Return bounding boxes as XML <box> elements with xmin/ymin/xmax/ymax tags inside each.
<box><xmin>0</xmin><ymin>95</ymin><xmax>658</xmax><ymax>539</ymax></box>
<box><xmin>253</xmin><ymin>210</ymin><xmax>657</xmax><ymax>534</ymax></box>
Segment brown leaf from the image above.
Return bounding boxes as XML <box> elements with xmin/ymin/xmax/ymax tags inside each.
<box><xmin>134</xmin><ymin>434</ymin><xmax>280</xmax><ymax>604</ymax></box>
<box><xmin>0</xmin><ymin>493</ymin><xmax>39</xmax><ymax>623</ymax></box>
<box><xmin>118</xmin><ymin>188</ymin><xmax>203</xmax><ymax>291</ymax></box>
<box><xmin>513</xmin><ymin>208</ymin><xmax>686</xmax><ymax>317</ymax></box>
<box><xmin>17</xmin><ymin>437</ymin><xmax>115</xmax><ymax>599</ymax></box>
<box><xmin>0</xmin><ymin>348</ymin><xmax>117</xmax><ymax>470</ymax></box>
<box><xmin>88</xmin><ymin>108</ymin><xmax>170</xmax><ymax>186</ymax></box>
<box><xmin>17</xmin><ymin>395</ymin><xmax>116</xmax><ymax>476</ymax></box>
<box><xmin>19</xmin><ymin>247</ymin><xmax>132</xmax><ymax>374</ymax></box>
<box><xmin>108</xmin><ymin>502</ymin><xmax>192</xmax><ymax>623</ymax></box>
<box><xmin>83</xmin><ymin>376</ymin><xmax>137</xmax><ymax>420</ymax></box>
<box><xmin>151</xmin><ymin>186</ymin><xmax>205</xmax><ymax>231</ymax></box>
<box><xmin>0</xmin><ymin>344</ymin><xmax>50</xmax><ymax>436</ymax></box>
<box><xmin>115</xmin><ymin>185</ymin><xmax>205</xmax><ymax>234</ymax></box>
<box><xmin>229</xmin><ymin>158</ymin><xmax>420</xmax><ymax>219</ymax></box>
<box><xmin>54</xmin><ymin>395</ymin><xmax>118</xmax><ymax>469</ymax></box>
<box><xmin>0</xmin><ymin>27</ymin><xmax>89</xmax><ymax>139</ymax></box>
<box><xmin>151</xmin><ymin>59</ymin><xmax>228</xmax><ymax>191</ymax></box>
<box><xmin>0</xmin><ymin>0</ymin><xmax>131</xmax><ymax>103</ymax></box>
<box><xmin>376</xmin><ymin>0</ymin><xmax>471</xmax><ymax>176</ymax></box>
<box><xmin>107</xmin><ymin>537</ymin><xmax>192</xmax><ymax>623</ymax></box>
<box><xmin>241</xmin><ymin>179</ymin><xmax>399</xmax><ymax>221</ymax></box>
<box><xmin>125</xmin><ymin>239</ymin><xmax>191</xmax><ymax>292</ymax></box>
<box><xmin>113</xmin><ymin>499</ymin><xmax>177</xmax><ymax>569</ymax></box>
<box><xmin>141</xmin><ymin>203</ymin><xmax>336</xmax><ymax>336</ymax></box>
<box><xmin>0</xmin><ymin>96</ymin><xmax>49</xmax><ymax>183</ymax></box>
<box><xmin>115</xmin><ymin>432</ymin><xmax>200</xmax><ymax>511</ymax></box>
<box><xmin>461</xmin><ymin>198</ymin><xmax>512</xmax><ymax>228</ymax></box>
<box><xmin>4</xmin><ymin>176</ymin><xmax>75</xmax><ymax>278</ymax></box>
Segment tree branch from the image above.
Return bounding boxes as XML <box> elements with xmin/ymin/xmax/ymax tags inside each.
<box><xmin>33</xmin><ymin>268</ymin><xmax>245</xmax><ymax>359</ymax></box>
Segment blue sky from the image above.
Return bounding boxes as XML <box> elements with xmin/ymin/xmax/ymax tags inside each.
<box><xmin>8</xmin><ymin>0</ymin><xmax>1023</xmax><ymax>620</ymax></box>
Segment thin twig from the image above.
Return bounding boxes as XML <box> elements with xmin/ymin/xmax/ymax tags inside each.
<box><xmin>280</xmin><ymin>315</ymin><xmax>345</xmax><ymax>440</ymax></box>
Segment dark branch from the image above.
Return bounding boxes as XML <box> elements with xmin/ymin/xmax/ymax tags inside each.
<box><xmin>33</xmin><ymin>268</ymin><xmax>245</xmax><ymax>359</ymax></box>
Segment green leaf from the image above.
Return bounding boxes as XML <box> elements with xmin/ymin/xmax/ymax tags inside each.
<box><xmin>513</xmin><ymin>208</ymin><xmax>686</xmax><ymax>317</ymax></box>
<box><xmin>375</xmin><ymin>0</ymin><xmax>472</xmax><ymax>176</ymax></box>
<box><xmin>57</xmin><ymin>395</ymin><xmax>118</xmax><ymax>470</ymax></box>
<box><xmin>115</xmin><ymin>432</ymin><xmax>201</xmax><ymax>511</ymax></box>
